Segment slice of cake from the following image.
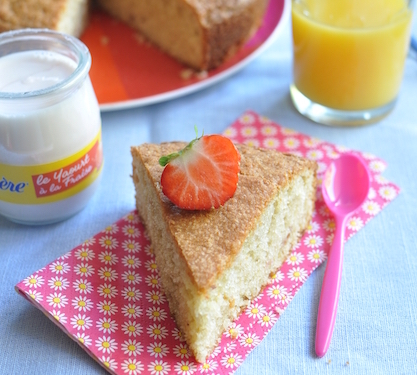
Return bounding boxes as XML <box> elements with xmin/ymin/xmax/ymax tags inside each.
<box><xmin>96</xmin><ymin>0</ymin><xmax>269</xmax><ymax>70</ymax></box>
<box><xmin>131</xmin><ymin>141</ymin><xmax>317</xmax><ymax>362</ymax></box>
<box><xmin>0</xmin><ymin>0</ymin><xmax>90</xmax><ymax>37</ymax></box>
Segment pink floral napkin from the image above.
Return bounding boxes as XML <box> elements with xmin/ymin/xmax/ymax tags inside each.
<box><xmin>15</xmin><ymin>111</ymin><xmax>399</xmax><ymax>375</ymax></box>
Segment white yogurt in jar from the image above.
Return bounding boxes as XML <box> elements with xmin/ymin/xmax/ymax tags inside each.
<box><xmin>0</xmin><ymin>50</ymin><xmax>76</xmax><ymax>93</ymax></box>
<box><xmin>0</xmin><ymin>29</ymin><xmax>103</xmax><ymax>225</ymax></box>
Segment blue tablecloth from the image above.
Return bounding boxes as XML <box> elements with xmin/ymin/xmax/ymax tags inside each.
<box><xmin>1</xmin><ymin>17</ymin><xmax>417</xmax><ymax>375</ymax></box>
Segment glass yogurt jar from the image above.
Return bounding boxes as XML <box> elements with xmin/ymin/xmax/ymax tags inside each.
<box><xmin>0</xmin><ymin>29</ymin><xmax>103</xmax><ymax>225</ymax></box>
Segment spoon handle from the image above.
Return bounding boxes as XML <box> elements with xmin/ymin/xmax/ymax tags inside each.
<box><xmin>315</xmin><ymin>215</ymin><xmax>347</xmax><ymax>357</ymax></box>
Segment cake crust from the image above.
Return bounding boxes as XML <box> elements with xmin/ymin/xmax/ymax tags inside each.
<box><xmin>132</xmin><ymin>142</ymin><xmax>317</xmax><ymax>292</ymax></box>
<box><xmin>0</xmin><ymin>0</ymin><xmax>90</xmax><ymax>37</ymax></box>
<box><xmin>0</xmin><ymin>0</ymin><xmax>64</xmax><ymax>31</ymax></box>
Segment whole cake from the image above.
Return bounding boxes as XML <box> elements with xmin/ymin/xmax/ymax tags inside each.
<box><xmin>131</xmin><ymin>140</ymin><xmax>317</xmax><ymax>362</ymax></box>
<box><xmin>0</xmin><ymin>0</ymin><xmax>90</xmax><ymax>37</ymax></box>
<box><xmin>96</xmin><ymin>0</ymin><xmax>269</xmax><ymax>70</ymax></box>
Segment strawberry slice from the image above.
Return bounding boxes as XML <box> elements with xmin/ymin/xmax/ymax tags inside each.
<box><xmin>159</xmin><ymin>130</ymin><xmax>240</xmax><ymax>210</ymax></box>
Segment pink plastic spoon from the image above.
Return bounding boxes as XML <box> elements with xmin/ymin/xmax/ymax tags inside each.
<box><xmin>315</xmin><ymin>153</ymin><xmax>371</xmax><ymax>358</ymax></box>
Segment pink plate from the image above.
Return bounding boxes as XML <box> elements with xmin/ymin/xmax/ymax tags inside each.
<box><xmin>80</xmin><ymin>0</ymin><xmax>290</xmax><ymax>111</ymax></box>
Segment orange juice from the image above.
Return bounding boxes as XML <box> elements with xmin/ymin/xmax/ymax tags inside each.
<box><xmin>292</xmin><ymin>0</ymin><xmax>412</xmax><ymax>110</ymax></box>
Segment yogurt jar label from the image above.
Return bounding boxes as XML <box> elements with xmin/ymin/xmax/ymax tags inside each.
<box><xmin>0</xmin><ymin>131</ymin><xmax>103</xmax><ymax>205</ymax></box>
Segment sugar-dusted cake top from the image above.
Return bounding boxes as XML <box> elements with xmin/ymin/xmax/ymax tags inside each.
<box><xmin>132</xmin><ymin>142</ymin><xmax>317</xmax><ymax>292</ymax></box>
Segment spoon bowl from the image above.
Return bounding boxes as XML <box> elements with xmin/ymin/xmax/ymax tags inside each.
<box><xmin>322</xmin><ymin>154</ymin><xmax>371</xmax><ymax>216</ymax></box>
<box><xmin>315</xmin><ymin>153</ymin><xmax>371</xmax><ymax>358</ymax></box>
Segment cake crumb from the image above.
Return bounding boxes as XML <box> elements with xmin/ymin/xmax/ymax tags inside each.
<box><xmin>345</xmin><ymin>361</ymin><xmax>350</xmax><ymax>366</ymax></box>
<box><xmin>180</xmin><ymin>69</ymin><xmax>194</xmax><ymax>80</ymax></box>
<box><xmin>327</xmin><ymin>359</ymin><xmax>331</xmax><ymax>365</ymax></box>
<box><xmin>180</xmin><ymin>69</ymin><xmax>208</xmax><ymax>80</ymax></box>
<box><xmin>100</xmin><ymin>36</ymin><xmax>109</xmax><ymax>45</ymax></box>
<box><xmin>195</xmin><ymin>70</ymin><xmax>208</xmax><ymax>80</ymax></box>
<box><xmin>230</xmin><ymin>329</ymin><xmax>238</xmax><ymax>339</ymax></box>
<box><xmin>134</xmin><ymin>33</ymin><xmax>151</xmax><ymax>46</ymax></box>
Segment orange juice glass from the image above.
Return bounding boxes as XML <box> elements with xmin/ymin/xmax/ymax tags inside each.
<box><xmin>290</xmin><ymin>0</ymin><xmax>413</xmax><ymax>126</ymax></box>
